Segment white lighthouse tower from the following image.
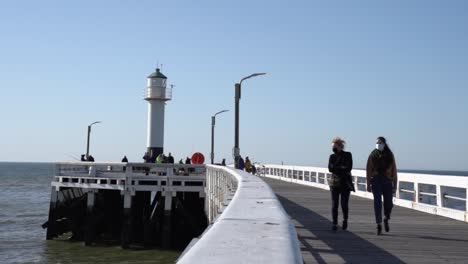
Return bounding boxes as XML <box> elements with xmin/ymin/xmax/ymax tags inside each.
<box><xmin>145</xmin><ymin>67</ymin><xmax>172</xmax><ymax>161</ymax></box>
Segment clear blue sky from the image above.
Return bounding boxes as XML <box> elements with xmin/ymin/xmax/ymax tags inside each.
<box><xmin>0</xmin><ymin>0</ymin><xmax>467</xmax><ymax>170</ymax></box>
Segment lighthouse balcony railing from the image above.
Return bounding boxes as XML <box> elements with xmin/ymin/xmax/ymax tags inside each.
<box><xmin>145</xmin><ymin>86</ymin><xmax>172</xmax><ymax>100</ymax></box>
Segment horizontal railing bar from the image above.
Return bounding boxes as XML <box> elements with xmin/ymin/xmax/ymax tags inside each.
<box><xmin>419</xmin><ymin>191</ymin><xmax>437</xmax><ymax>196</ymax></box>
<box><xmin>399</xmin><ymin>189</ymin><xmax>415</xmax><ymax>193</ymax></box>
<box><xmin>443</xmin><ymin>194</ymin><xmax>467</xmax><ymax>201</ymax></box>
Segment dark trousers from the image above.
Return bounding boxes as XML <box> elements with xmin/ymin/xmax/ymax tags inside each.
<box><xmin>371</xmin><ymin>175</ymin><xmax>394</xmax><ymax>224</ymax></box>
<box><xmin>330</xmin><ymin>187</ymin><xmax>351</xmax><ymax>225</ymax></box>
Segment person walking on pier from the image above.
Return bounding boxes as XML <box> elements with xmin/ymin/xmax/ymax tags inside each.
<box><xmin>366</xmin><ymin>136</ymin><xmax>398</xmax><ymax>235</ymax></box>
<box><xmin>328</xmin><ymin>137</ymin><xmax>354</xmax><ymax>231</ymax></box>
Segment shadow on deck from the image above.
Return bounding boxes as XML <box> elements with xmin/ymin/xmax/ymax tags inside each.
<box><xmin>264</xmin><ymin>177</ymin><xmax>468</xmax><ymax>264</ymax></box>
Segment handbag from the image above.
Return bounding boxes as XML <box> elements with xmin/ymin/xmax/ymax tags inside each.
<box><xmin>328</xmin><ymin>174</ymin><xmax>341</xmax><ymax>187</ymax></box>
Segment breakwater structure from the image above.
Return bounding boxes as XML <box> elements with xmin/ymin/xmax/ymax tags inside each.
<box><xmin>42</xmin><ymin>162</ymin><xmax>208</xmax><ymax>249</ymax></box>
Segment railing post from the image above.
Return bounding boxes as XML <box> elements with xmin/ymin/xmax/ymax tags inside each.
<box><xmin>436</xmin><ymin>185</ymin><xmax>443</xmax><ymax>208</ymax></box>
<box><xmin>465</xmin><ymin>187</ymin><xmax>468</xmax><ymax>220</ymax></box>
<box><xmin>414</xmin><ymin>182</ymin><xmax>419</xmax><ymax>205</ymax></box>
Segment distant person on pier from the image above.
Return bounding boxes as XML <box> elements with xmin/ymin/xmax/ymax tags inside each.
<box><xmin>80</xmin><ymin>154</ymin><xmax>86</xmax><ymax>162</ymax></box>
<box><xmin>245</xmin><ymin>157</ymin><xmax>252</xmax><ymax>173</ymax></box>
<box><xmin>156</xmin><ymin>153</ymin><xmax>164</xmax><ymax>164</ymax></box>
<box><xmin>121</xmin><ymin>156</ymin><xmax>128</xmax><ymax>172</ymax></box>
<box><xmin>87</xmin><ymin>155</ymin><xmax>95</xmax><ymax>162</ymax></box>
<box><xmin>221</xmin><ymin>159</ymin><xmax>226</xmax><ymax>166</ymax></box>
<box><xmin>143</xmin><ymin>152</ymin><xmax>152</xmax><ymax>163</ymax></box>
<box><xmin>167</xmin><ymin>153</ymin><xmax>175</xmax><ymax>164</ymax></box>
<box><xmin>366</xmin><ymin>136</ymin><xmax>398</xmax><ymax>235</ymax></box>
<box><xmin>185</xmin><ymin>157</ymin><xmax>191</xmax><ymax>164</ymax></box>
<box><xmin>328</xmin><ymin>137</ymin><xmax>354</xmax><ymax>232</ymax></box>
<box><xmin>238</xmin><ymin>156</ymin><xmax>245</xmax><ymax>170</ymax></box>
<box><xmin>251</xmin><ymin>164</ymin><xmax>257</xmax><ymax>175</ymax></box>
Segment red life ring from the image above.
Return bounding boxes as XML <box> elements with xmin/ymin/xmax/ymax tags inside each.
<box><xmin>191</xmin><ymin>152</ymin><xmax>205</xmax><ymax>165</ymax></box>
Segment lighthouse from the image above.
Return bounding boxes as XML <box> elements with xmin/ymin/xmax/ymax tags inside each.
<box><xmin>145</xmin><ymin>67</ymin><xmax>172</xmax><ymax>161</ymax></box>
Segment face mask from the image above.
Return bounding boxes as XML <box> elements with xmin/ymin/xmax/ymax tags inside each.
<box><xmin>332</xmin><ymin>147</ymin><xmax>338</xmax><ymax>154</ymax></box>
<box><xmin>376</xmin><ymin>143</ymin><xmax>385</xmax><ymax>151</ymax></box>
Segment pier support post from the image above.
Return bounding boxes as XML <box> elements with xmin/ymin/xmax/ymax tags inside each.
<box><xmin>161</xmin><ymin>191</ymin><xmax>173</xmax><ymax>249</ymax></box>
<box><xmin>121</xmin><ymin>193</ymin><xmax>133</xmax><ymax>249</ymax></box>
<box><xmin>84</xmin><ymin>190</ymin><xmax>97</xmax><ymax>246</ymax></box>
<box><xmin>46</xmin><ymin>188</ymin><xmax>58</xmax><ymax>240</ymax></box>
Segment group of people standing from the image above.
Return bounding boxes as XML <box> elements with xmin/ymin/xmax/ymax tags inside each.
<box><xmin>328</xmin><ymin>136</ymin><xmax>397</xmax><ymax>235</ymax></box>
<box><xmin>238</xmin><ymin>156</ymin><xmax>257</xmax><ymax>174</ymax></box>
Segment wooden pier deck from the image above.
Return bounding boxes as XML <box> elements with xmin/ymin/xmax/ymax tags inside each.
<box><xmin>263</xmin><ymin>177</ymin><xmax>468</xmax><ymax>264</ymax></box>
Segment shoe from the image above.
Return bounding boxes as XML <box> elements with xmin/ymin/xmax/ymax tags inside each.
<box><xmin>332</xmin><ymin>225</ymin><xmax>338</xmax><ymax>231</ymax></box>
<box><xmin>377</xmin><ymin>224</ymin><xmax>382</xmax><ymax>235</ymax></box>
<box><xmin>384</xmin><ymin>218</ymin><xmax>390</xmax><ymax>232</ymax></box>
<box><xmin>342</xmin><ymin>220</ymin><xmax>348</xmax><ymax>231</ymax></box>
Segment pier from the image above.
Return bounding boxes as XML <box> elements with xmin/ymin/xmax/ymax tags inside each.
<box><xmin>42</xmin><ymin>162</ymin><xmax>468</xmax><ymax>263</ymax></box>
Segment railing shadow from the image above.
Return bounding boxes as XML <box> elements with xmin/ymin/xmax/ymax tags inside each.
<box><xmin>276</xmin><ymin>194</ymin><xmax>406</xmax><ymax>264</ymax></box>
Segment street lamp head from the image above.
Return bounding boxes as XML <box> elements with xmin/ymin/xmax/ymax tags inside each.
<box><xmin>250</xmin><ymin>72</ymin><xmax>267</xmax><ymax>78</ymax></box>
<box><xmin>89</xmin><ymin>121</ymin><xmax>102</xmax><ymax>126</ymax></box>
<box><xmin>240</xmin><ymin>72</ymin><xmax>266</xmax><ymax>84</ymax></box>
<box><xmin>214</xmin><ymin>109</ymin><xmax>229</xmax><ymax>117</ymax></box>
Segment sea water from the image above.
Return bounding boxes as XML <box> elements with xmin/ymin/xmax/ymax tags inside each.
<box><xmin>0</xmin><ymin>162</ymin><xmax>180</xmax><ymax>264</ymax></box>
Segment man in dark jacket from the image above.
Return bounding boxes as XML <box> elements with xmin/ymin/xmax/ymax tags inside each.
<box><xmin>167</xmin><ymin>153</ymin><xmax>175</xmax><ymax>164</ymax></box>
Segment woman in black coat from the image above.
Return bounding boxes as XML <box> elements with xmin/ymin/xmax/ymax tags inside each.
<box><xmin>328</xmin><ymin>137</ymin><xmax>355</xmax><ymax>231</ymax></box>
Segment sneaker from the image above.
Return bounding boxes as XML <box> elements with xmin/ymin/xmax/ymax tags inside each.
<box><xmin>377</xmin><ymin>224</ymin><xmax>382</xmax><ymax>235</ymax></box>
<box><xmin>332</xmin><ymin>225</ymin><xmax>338</xmax><ymax>231</ymax></box>
<box><xmin>342</xmin><ymin>220</ymin><xmax>348</xmax><ymax>231</ymax></box>
<box><xmin>384</xmin><ymin>218</ymin><xmax>390</xmax><ymax>232</ymax></box>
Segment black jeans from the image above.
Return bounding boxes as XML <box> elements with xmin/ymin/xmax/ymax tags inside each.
<box><xmin>371</xmin><ymin>175</ymin><xmax>394</xmax><ymax>224</ymax></box>
<box><xmin>330</xmin><ymin>187</ymin><xmax>351</xmax><ymax>225</ymax></box>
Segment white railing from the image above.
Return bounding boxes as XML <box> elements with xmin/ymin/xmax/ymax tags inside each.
<box><xmin>258</xmin><ymin>164</ymin><xmax>468</xmax><ymax>222</ymax></box>
<box><xmin>177</xmin><ymin>165</ymin><xmax>303</xmax><ymax>264</ymax></box>
<box><xmin>145</xmin><ymin>86</ymin><xmax>172</xmax><ymax>100</ymax></box>
<box><xmin>52</xmin><ymin>162</ymin><xmax>206</xmax><ymax>194</ymax></box>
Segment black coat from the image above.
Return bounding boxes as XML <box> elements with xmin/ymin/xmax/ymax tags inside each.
<box><xmin>328</xmin><ymin>151</ymin><xmax>355</xmax><ymax>191</ymax></box>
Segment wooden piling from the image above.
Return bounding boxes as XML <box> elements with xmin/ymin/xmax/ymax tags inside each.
<box><xmin>121</xmin><ymin>193</ymin><xmax>132</xmax><ymax>249</ymax></box>
<box><xmin>84</xmin><ymin>190</ymin><xmax>96</xmax><ymax>246</ymax></box>
<box><xmin>161</xmin><ymin>191</ymin><xmax>173</xmax><ymax>248</ymax></box>
<box><xmin>46</xmin><ymin>188</ymin><xmax>58</xmax><ymax>240</ymax></box>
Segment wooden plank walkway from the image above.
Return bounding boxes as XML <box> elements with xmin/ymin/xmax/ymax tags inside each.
<box><xmin>262</xmin><ymin>177</ymin><xmax>468</xmax><ymax>264</ymax></box>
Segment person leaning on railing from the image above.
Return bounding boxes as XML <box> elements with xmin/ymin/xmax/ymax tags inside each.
<box><xmin>328</xmin><ymin>137</ymin><xmax>355</xmax><ymax>232</ymax></box>
<box><xmin>366</xmin><ymin>136</ymin><xmax>398</xmax><ymax>235</ymax></box>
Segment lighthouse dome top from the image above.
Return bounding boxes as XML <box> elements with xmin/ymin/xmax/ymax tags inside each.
<box><xmin>147</xmin><ymin>68</ymin><xmax>167</xmax><ymax>79</ymax></box>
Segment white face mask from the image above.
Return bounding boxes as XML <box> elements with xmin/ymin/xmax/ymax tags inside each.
<box><xmin>376</xmin><ymin>143</ymin><xmax>385</xmax><ymax>151</ymax></box>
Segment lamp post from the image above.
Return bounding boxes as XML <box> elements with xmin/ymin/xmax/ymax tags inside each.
<box><xmin>233</xmin><ymin>73</ymin><xmax>266</xmax><ymax>169</ymax></box>
<box><xmin>211</xmin><ymin>110</ymin><xmax>229</xmax><ymax>164</ymax></box>
<box><xmin>86</xmin><ymin>121</ymin><xmax>102</xmax><ymax>159</ymax></box>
